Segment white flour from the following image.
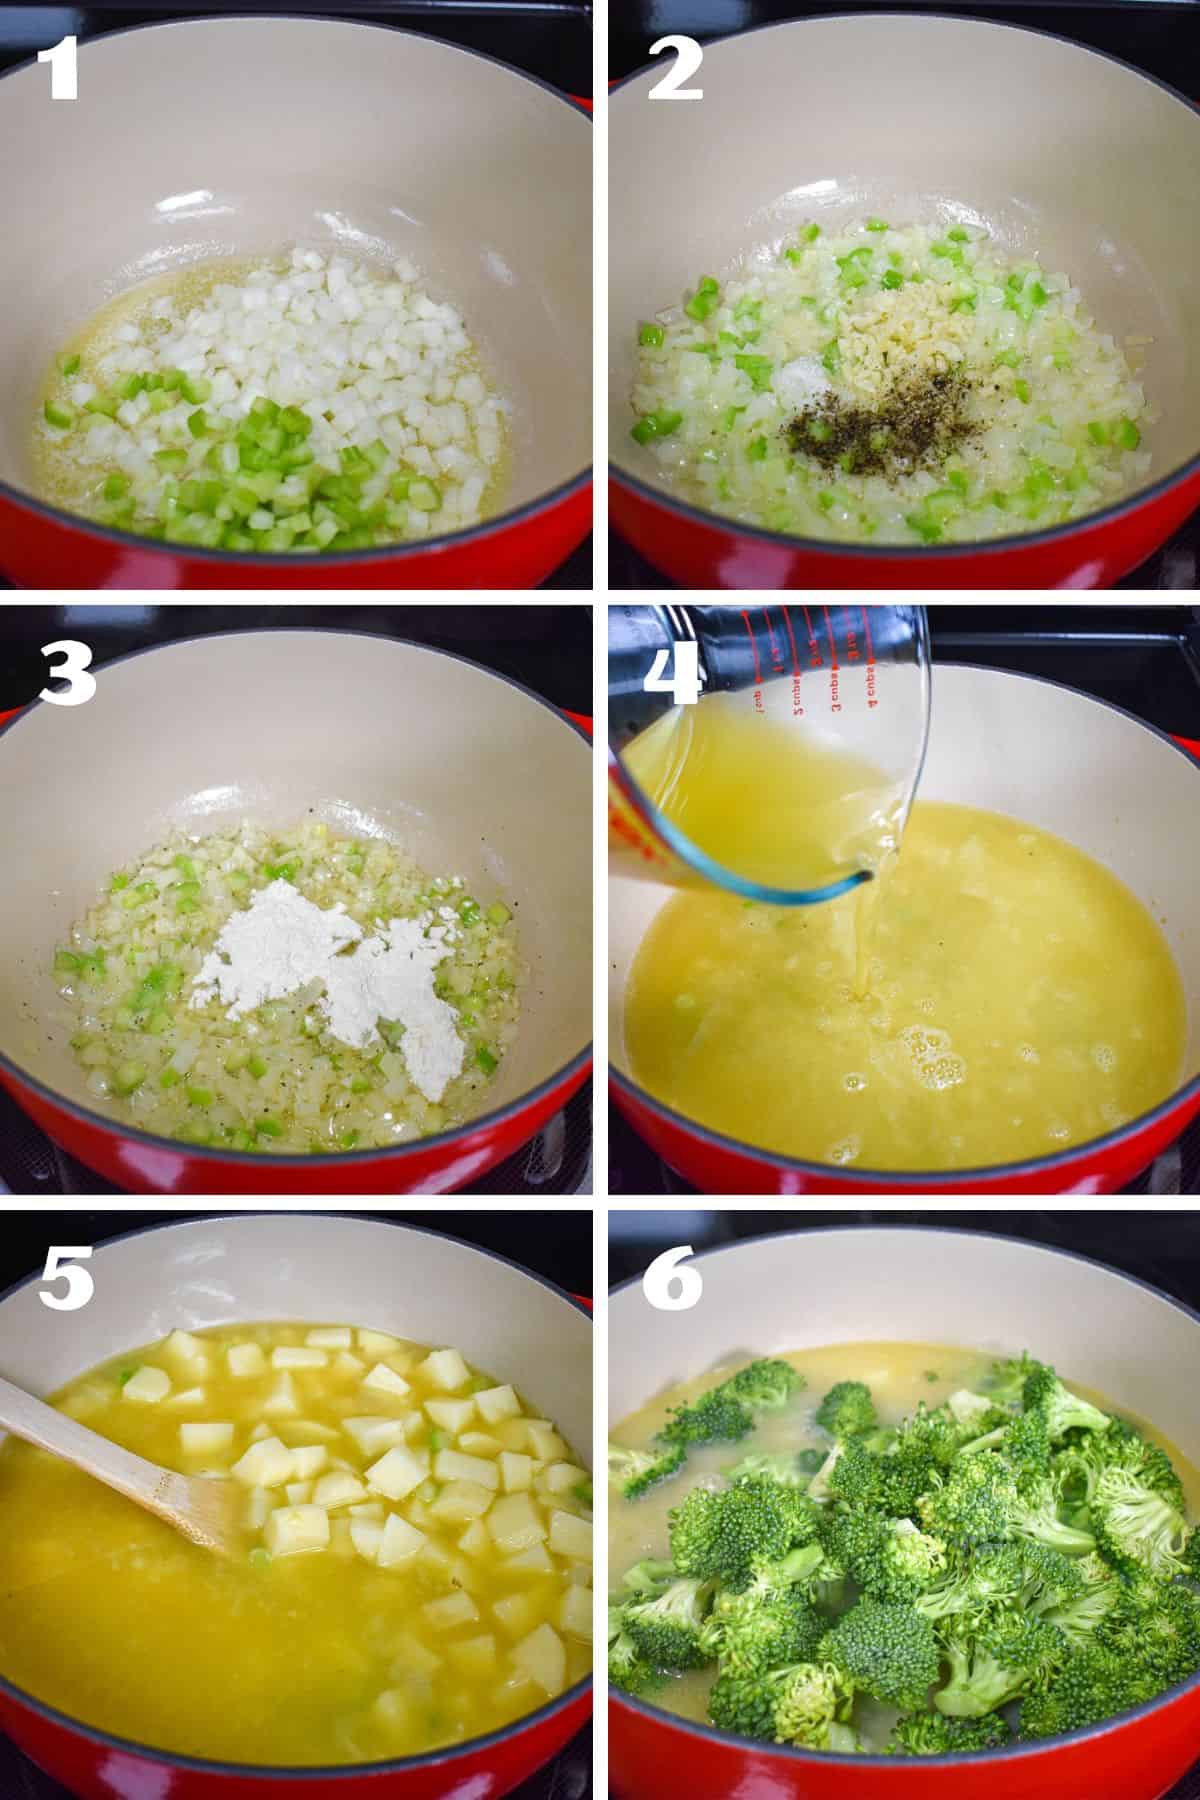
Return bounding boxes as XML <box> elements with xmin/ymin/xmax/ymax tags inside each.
<box><xmin>190</xmin><ymin>880</ymin><xmax>464</xmax><ymax>1102</ymax></box>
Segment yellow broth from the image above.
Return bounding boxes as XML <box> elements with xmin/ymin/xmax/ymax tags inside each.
<box><xmin>625</xmin><ymin>800</ymin><xmax>1186</xmax><ymax>1171</ymax></box>
<box><xmin>609</xmin><ymin>1342</ymin><xmax>1200</xmax><ymax>1749</ymax></box>
<box><xmin>0</xmin><ymin>1323</ymin><xmax>591</xmax><ymax>1765</ymax></box>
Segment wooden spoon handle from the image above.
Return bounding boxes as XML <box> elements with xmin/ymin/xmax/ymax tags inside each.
<box><xmin>0</xmin><ymin>1372</ymin><xmax>174</xmax><ymax>1514</ymax></box>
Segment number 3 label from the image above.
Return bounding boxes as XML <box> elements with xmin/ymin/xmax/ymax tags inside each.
<box><xmin>643</xmin><ymin>1245</ymin><xmax>703</xmax><ymax>1311</ymax></box>
<box><xmin>648</xmin><ymin>36</ymin><xmax>704</xmax><ymax>100</ymax></box>
<box><xmin>39</xmin><ymin>1247</ymin><xmax>95</xmax><ymax>1312</ymax></box>
<box><xmin>41</xmin><ymin>640</ymin><xmax>96</xmax><ymax>707</ymax></box>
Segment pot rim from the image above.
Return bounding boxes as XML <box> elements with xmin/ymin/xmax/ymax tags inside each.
<box><xmin>610</xmin><ymin>661</ymin><xmax>1200</xmax><ymax>1187</ymax></box>
<box><xmin>0</xmin><ymin>11</ymin><xmax>592</xmax><ymax>569</ymax></box>
<box><xmin>609</xmin><ymin>1221</ymin><xmax>1200</xmax><ymax>1768</ymax></box>
<box><xmin>0</xmin><ymin>1209</ymin><xmax>593</xmax><ymax>1780</ymax></box>
<box><xmin>609</xmin><ymin>8</ymin><xmax>1200</xmax><ymax>562</ymax></box>
<box><xmin>0</xmin><ymin>624</ymin><xmax>593</xmax><ymax>1170</ymax></box>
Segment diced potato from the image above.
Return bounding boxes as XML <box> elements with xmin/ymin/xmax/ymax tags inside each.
<box><xmin>565</xmin><ymin>1563</ymin><xmax>591</xmax><ymax>1587</ymax></box>
<box><xmin>262</xmin><ymin>1373</ymin><xmax>299</xmax><ymax>1418</ymax></box>
<box><xmin>487</xmin><ymin>1492</ymin><xmax>547</xmax><ymax>1553</ymax></box>
<box><xmin>349</xmin><ymin>1501</ymin><xmax>385</xmax><ymax>1522</ymax></box>
<box><xmin>362</xmin><ymin>1363</ymin><xmax>411</xmax><ymax>1401</ymax></box>
<box><xmin>248</xmin><ymin>1422</ymin><xmax>272</xmax><ymax>1443</ymax></box>
<box><xmin>458</xmin><ymin>1519</ymin><xmax>489</xmax><ymax>1557</ymax></box>
<box><xmin>166</xmin><ymin>1386</ymin><xmax>207</xmax><ymax>1410</ymax></box>
<box><xmin>425</xmin><ymin>1398</ymin><xmax>475</xmax><ymax>1434</ymax></box>
<box><xmin>506</xmin><ymin>1543</ymin><xmax>557</xmax><ymax>1575</ymax></box>
<box><xmin>511</xmin><ymin>1623</ymin><xmax>566</xmax><ymax>1697</ymax></box>
<box><xmin>474</xmin><ymin>1384</ymin><xmax>521</xmax><ymax>1425</ymax></box>
<box><xmin>406</xmin><ymin>1496</ymin><xmax>436</xmax><ymax>1530</ymax></box>
<box><xmin>344</xmin><ymin>1416</ymin><xmax>408</xmax><ymax>1456</ymax></box>
<box><xmin>390</xmin><ymin>1634</ymin><xmax>442</xmax><ymax>1680</ymax></box>
<box><xmin>526</xmin><ymin>1422</ymin><xmax>568</xmax><ymax>1462</ymax></box>
<box><xmin>370</xmin><ymin>1688</ymin><xmax>410</xmax><ymax>1734</ymax></box>
<box><xmin>306</xmin><ymin>1327</ymin><xmax>352</xmax><ymax>1349</ymax></box>
<box><xmin>180</xmin><ymin>1422</ymin><xmax>234</xmax><ymax>1456</ymax></box>
<box><xmin>499</xmin><ymin>1452</ymin><xmax>534</xmax><ymax>1492</ymax></box>
<box><xmin>285</xmin><ymin>1480</ymin><xmax>313</xmax><ymax>1505</ymax></box>
<box><xmin>271</xmin><ymin>1347</ymin><xmax>328</xmax><ymax>1370</ymax></box>
<box><xmin>227</xmin><ymin>1342</ymin><xmax>267</xmax><ymax>1378</ymax></box>
<box><xmin>448</xmin><ymin>1634</ymin><xmax>497</xmax><ymax>1678</ymax></box>
<box><xmin>548</xmin><ymin>1511</ymin><xmax>592</xmax><ymax>1562</ymax></box>
<box><xmin>377</xmin><ymin>1513</ymin><xmax>427</xmax><ymax>1568</ymax></box>
<box><xmin>277</xmin><ymin>1418</ymin><xmax>339</xmax><ymax>1445</ymax></box>
<box><xmin>543</xmin><ymin>1461</ymin><xmax>591</xmax><ymax>1496</ymax></box>
<box><xmin>560</xmin><ymin>1585</ymin><xmax>593</xmax><ymax>1640</ymax></box>
<box><xmin>314</xmin><ymin>1472</ymin><xmax>367</xmax><ymax>1510</ymax></box>
<box><xmin>122</xmin><ymin>1366</ymin><xmax>171</xmax><ymax>1404</ymax></box>
<box><xmin>265</xmin><ymin>1504</ymin><xmax>330</xmax><ymax>1558</ymax></box>
<box><xmin>458</xmin><ymin>1432</ymin><xmax>503</xmax><ymax>1457</ymax></box>
<box><xmin>350</xmin><ymin>1519</ymin><xmax>384</xmax><ymax>1564</ymax></box>
<box><xmin>243</xmin><ymin>1486</ymin><xmax>274</xmax><ymax>1531</ymax></box>
<box><xmin>434</xmin><ymin>1450</ymin><xmax>499</xmax><ymax>1491</ymax></box>
<box><xmin>358</xmin><ymin>1329</ymin><xmax>402</xmax><ymax>1358</ymax></box>
<box><xmin>494</xmin><ymin>1417</ymin><xmax>534</xmax><ymax>1452</ymax></box>
<box><xmin>329</xmin><ymin>1517</ymin><xmax>355</xmax><ymax>1558</ymax></box>
<box><xmin>419</xmin><ymin>1348</ymin><xmax>471</xmax><ymax>1392</ymax></box>
<box><xmin>290</xmin><ymin>1446</ymin><xmax>328</xmax><ymax>1481</ymax></box>
<box><xmin>492</xmin><ymin>1592</ymin><xmax>541</xmax><ymax>1639</ymax></box>
<box><xmin>365</xmin><ymin>1446</ymin><xmax>427</xmax><ymax>1502</ymax></box>
<box><xmin>335</xmin><ymin>1351</ymin><xmax>366</xmax><ymax>1376</ymax></box>
<box><xmin>423</xmin><ymin>1590</ymin><xmax>479</xmax><ymax>1630</ymax></box>
<box><xmin>163</xmin><ymin>1330</ymin><xmax>207</xmax><ymax>1369</ymax></box>
<box><xmin>231</xmin><ymin>1436</ymin><xmax>295</xmax><ymax>1488</ymax></box>
<box><xmin>430</xmin><ymin>1480</ymin><xmax>494</xmax><ymax>1524</ymax></box>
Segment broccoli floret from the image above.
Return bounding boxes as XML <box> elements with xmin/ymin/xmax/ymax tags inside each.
<box><xmin>710</xmin><ymin>1661</ymin><xmax>857</xmax><ymax>1751</ymax></box>
<box><xmin>669</xmin><ymin>1478</ymin><xmax>819</xmax><ymax>1588</ymax></box>
<box><xmin>818</xmin><ymin>1597</ymin><xmax>942</xmax><ymax>1711</ymax></box>
<box><xmin>825</xmin><ymin>1512</ymin><xmax>948</xmax><ymax>1603</ymax></box>
<box><xmin>727</xmin><ymin>1450</ymin><xmax>817</xmax><ymax>1488</ymax></box>
<box><xmin>1187</xmin><ymin>1526</ymin><xmax>1200</xmax><ymax>1581</ymax></box>
<box><xmin>984</xmin><ymin>1352</ymin><xmax>1046</xmax><ymax>1406</ymax></box>
<box><xmin>919</xmin><ymin>1453</ymin><xmax>1018</xmax><ymax>1550</ymax></box>
<box><xmin>620</xmin><ymin>1558</ymin><xmax>676</xmax><ymax>1596</ymax></box>
<box><xmin>916</xmin><ymin>1544</ymin><xmax>1028</xmax><ymax>1626</ymax></box>
<box><xmin>1021</xmin><ymin>1365</ymin><xmax>1111</xmax><ymax>1442</ymax></box>
<box><xmin>608</xmin><ymin>1607</ymin><xmax>663</xmax><ymax>1696</ymax></box>
<box><xmin>724</xmin><ymin>1358</ymin><xmax>805</xmax><ymax>1413</ymax></box>
<box><xmin>1090</xmin><ymin>1464</ymin><xmax>1189</xmax><ymax>1580</ymax></box>
<box><xmin>1099</xmin><ymin>1577</ymin><xmax>1200</xmax><ymax>1689</ymax></box>
<box><xmin>815</xmin><ymin>1380</ymin><xmax>877</xmax><ymax>1440</ymax></box>
<box><xmin>701</xmin><ymin>1565</ymin><xmax>827</xmax><ymax>1675</ymax></box>
<box><xmin>661</xmin><ymin>1358</ymin><xmax>803</xmax><ymax>1453</ymax></box>
<box><xmin>891</xmin><ymin>1711</ymin><xmax>1012</xmax><ymax>1756</ymax></box>
<box><xmin>996</xmin><ymin>1403</ymin><xmax>1053</xmax><ymax>1487</ymax></box>
<box><xmin>935</xmin><ymin>1614</ymin><xmax>1067</xmax><ymax>1718</ymax></box>
<box><xmin>622</xmin><ymin>1576</ymin><xmax>714</xmax><ymax>1670</ymax></box>
<box><xmin>608</xmin><ymin>1440</ymin><xmax>686</xmax><ymax>1500</ymax></box>
<box><xmin>812</xmin><ymin>1437</ymin><xmax>885</xmax><ymax>1508</ymax></box>
<box><xmin>1035</xmin><ymin>1553</ymin><xmax>1119</xmax><ymax>1647</ymax></box>
<box><xmin>1019</xmin><ymin>1643</ymin><xmax>1155</xmax><ymax>1739</ymax></box>
<box><xmin>1010</xmin><ymin>1475</ymin><xmax>1097</xmax><ymax>1557</ymax></box>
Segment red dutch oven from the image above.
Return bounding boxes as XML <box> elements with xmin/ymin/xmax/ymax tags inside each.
<box><xmin>609</xmin><ymin>1225</ymin><xmax>1200</xmax><ymax>1798</ymax></box>
<box><xmin>0</xmin><ymin>1213</ymin><xmax>592</xmax><ymax>1797</ymax></box>
<box><xmin>609</xmin><ymin>13</ymin><xmax>1200</xmax><ymax>590</ymax></box>
<box><xmin>0</xmin><ymin>16</ymin><xmax>590</xmax><ymax>590</ymax></box>
<box><xmin>0</xmin><ymin>629</ymin><xmax>591</xmax><ymax>1194</ymax></box>
<box><xmin>609</xmin><ymin>662</ymin><xmax>1200</xmax><ymax>1194</ymax></box>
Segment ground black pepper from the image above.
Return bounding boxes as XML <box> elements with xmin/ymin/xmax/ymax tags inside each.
<box><xmin>785</xmin><ymin>367</ymin><xmax>978</xmax><ymax>477</ymax></box>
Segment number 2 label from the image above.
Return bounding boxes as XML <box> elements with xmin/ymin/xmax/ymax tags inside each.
<box><xmin>648</xmin><ymin>36</ymin><xmax>704</xmax><ymax>100</ymax></box>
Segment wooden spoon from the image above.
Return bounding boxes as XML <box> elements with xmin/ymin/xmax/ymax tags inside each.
<box><xmin>0</xmin><ymin>1373</ymin><xmax>242</xmax><ymax>1554</ymax></box>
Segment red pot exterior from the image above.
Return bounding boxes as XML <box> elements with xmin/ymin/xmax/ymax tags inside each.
<box><xmin>610</xmin><ymin>1685</ymin><xmax>1200</xmax><ymax>1800</ymax></box>
<box><xmin>0</xmin><ymin>482</ymin><xmax>590</xmax><ymax>591</ymax></box>
<box><xmin>1</xmin><ymin>1059</ymin><xmax>588</xmax><ymax>1195</ymax></box>
<box><xmin>610</xmin><ymin>1077</ymin><xmax>1200</xmax><ymax>1197</ymax></box>
<box><xmin>0</xmin><ymin>1684</ymin><xmax>589</xmax><ymax>1800</ymax></box>
<box><xmin>609</xmin><ymin>468</ymin><xmax>1200</xmax><ymax>590</ymax></box>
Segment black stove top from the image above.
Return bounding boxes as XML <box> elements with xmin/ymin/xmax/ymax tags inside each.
<box><xmin>0</xmin><ymin>3</ymin><xmax>592</xmax><ymax>592</ymax></box>
<box><xmin>608</xmin><ymin>0</ymin><xmax>1200</xmax><ymax>590</ymax></box>
<box><xmin>609</xmin><ymin>605</ymin><xmax>1200</xmax><ymax>1197</ymax></box>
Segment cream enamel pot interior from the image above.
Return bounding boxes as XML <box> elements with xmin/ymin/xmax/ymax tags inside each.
<box><xmin>608</xmin><ymin>1226</ymin><xmax>1200</xmax><ymax>1799</ymax></box>
<box><xmin>0</xmin><ymin>16</ymin><xmax>590</xmax><ymax>588</ymax></box>
<box><xmin>0</xmin><ymin>1213</ymin><xmax>592</xmax><ymax>1797</ymax></box>
<box><xmin>609</xmin><ymin>663</ymin><xmax>1200</xmax><ymax>1194</ymax></box>
<box><xmin>0</xmin><ymin>630</ymin><xmax>591</xmax><ymax>1194</ymax></box>
<box><xmin>609</xmin><ymin>14</ymin><xmax>1200</xmax><ymax>589</ymax></box>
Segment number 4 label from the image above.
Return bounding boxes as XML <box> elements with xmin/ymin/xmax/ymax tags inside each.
<box><xmin>644</xmin><ymin>639</ymin><xmax>701</xmax><ymax>706</ymax></box>
<box><xmin>39</xmin><ymin>1247</ymin><xmax>95</xmax><ymax>1312</ymax></box>
<box><xmin>38</xmin><ymin>36</ymin><xmax>78</xmax><ymax>101</ymax></box>
<box><xmin>648</xmin><ymin>36</ymin><xmax>704</xmax><ymax>100</ymax></box>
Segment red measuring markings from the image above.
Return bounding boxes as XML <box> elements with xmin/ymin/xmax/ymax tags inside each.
<box><xmin>739</xmin><ymin>608</ymin><xmax>766</xmax><ymax>713</ymax></box>
<box><xmin>801</xmin><ymin>605</ymin><xmax>823</xmax><ymax>672</ymax></box>
<box><xmin>860</xmin><ymin>606</ymin><xmax>879</xmax><ymax>709</ymax></box>
<box><xmin>822</xmin><ymin>605</ymin><xmax>842</xmax><ymax>713</ymax></box>
<box><xmin>779</xmin><ymin>606</ymin><xmax>804</xmax><ymax>716</ymax></box>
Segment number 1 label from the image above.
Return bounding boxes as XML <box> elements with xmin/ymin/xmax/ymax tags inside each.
<box><xmin>38</xmin><ymin>35</ymin><xmax>78</xmax><ymax>101</ymax></box>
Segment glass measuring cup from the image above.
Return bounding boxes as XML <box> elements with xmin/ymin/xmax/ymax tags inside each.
<box><xmin>609</xmin><ymin>603</ymin><xmax>931</xmax><ymax>905</ymax></box>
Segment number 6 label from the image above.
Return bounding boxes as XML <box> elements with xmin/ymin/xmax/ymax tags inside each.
<box><xmin>648</xmin><ymin>36</ymin><xmax>704</xmax><ymax>101</ymax></box>
<box><xmin>39</xmin><ymin>1247</ymin><xmax>95</xmax><ymax>1312</ymax></box>
<box><xmin>643</xmin><ymin>1245</ymin><xmax>703</xmax><ymax>1311</ymax></box>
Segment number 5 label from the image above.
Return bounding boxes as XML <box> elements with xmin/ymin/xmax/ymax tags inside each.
<box><xmin>39</xmin><ymin>1247</ymin><xmax>95</xmax><ymax>1312</ymax></box>
<box><xmin>648</xmin><ymin>36</ymin><xmax>704</xmax><ymax>101</ymax></box>
<box><xmin>643</xmin><ymin>1245</ymin><xmax>703</xmax><ymax>1311</ymax></box>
